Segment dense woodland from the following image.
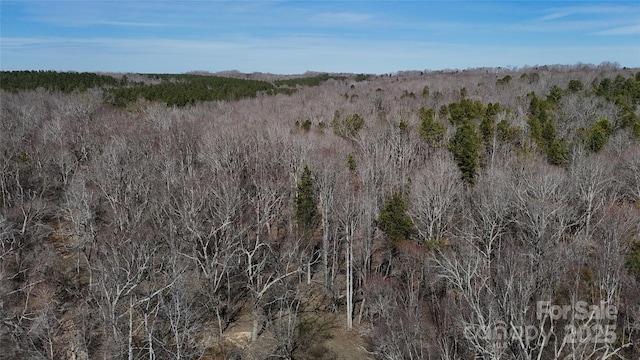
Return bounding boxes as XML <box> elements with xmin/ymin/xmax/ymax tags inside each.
<box><xmin>1</xmin><ymin>64</ymin><xmax>640</xmax><ymax>359</ymax></box>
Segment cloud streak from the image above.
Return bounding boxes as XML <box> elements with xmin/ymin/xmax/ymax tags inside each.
<box><xmin>532</xmin><ymin>4</ymin><xmax>639</xmax><ymax>35</ymax></box>
<box><xmin>538</xmin><ymin>4</ymin><xmax>638</xmax><ymax>20</ymax></box>
<box><xmin>96</xmin><ymin>20</ymin><xmax>167</xmax><ymax>28</ymax></box>
<box><xmin>313</xmin><ymin>12</ymin><xmax>374</xmax><ymax>24</ymax></box>
<box><xmin>593</xmin><ymin>24</ymin><xmax>640</xmax><ymax>35</ymax></box>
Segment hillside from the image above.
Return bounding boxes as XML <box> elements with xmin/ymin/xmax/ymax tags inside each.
<box><xmin>1</xmin><ymin>64</ymin><xmax>640</xmax><ymax>359</ymax></box>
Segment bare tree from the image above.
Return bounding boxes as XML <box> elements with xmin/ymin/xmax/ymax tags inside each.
<box><xmin>242</xmin><ymin>146</ymin><xmax>301</xmax><ymax>342</ymax></box>
<box><xmin>334</xmin><ymin>180</ymin><xmax>360</xmax><ymax>330</ymax></box>
<box><xmin>618</xmin><ymin>144</ymin><xmax>640</xmax><ymax>203</ymax></box>
<box><xmin>435</xmin><ymin>240</ymin><xmax>509</xmax><ymax>360</ymax></box>
<box><xmin>569</xmin><ymin>153</ymin><xmax>616</xmax><ymax>237</ymax></box>
<box><xmin>511</xmin><ymin>160</ymin><xmax>574</xmax><ymax>275</ymax></box>
<box><xmin>409</xmin><ymin>150</ymin><xmax>461</xmax><ymax>243</ymax></box>
<box><xmin>366</xmin><ymin>241</ymin><xmax>436</xmax><ymax>359</ymax></box>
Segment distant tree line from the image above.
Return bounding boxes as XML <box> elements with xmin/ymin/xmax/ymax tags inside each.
<box><xmin>274</xmin><ymin>73</ymin><xmax>347</xmax><ymax>87</ymax></box>
<box><xmin>1</xmin><ymin>70</ymin><xmax>356</xmax><ymax>108</ymax></box>
<box><xmin>0</xmin><ymin>70</ymin><xmax>120</xmax><ymax>93</ymax></box>
<box><xmin>102</xmin><ymin>76</ymin><xmax>275</xmax><ymax>107</ymax></box>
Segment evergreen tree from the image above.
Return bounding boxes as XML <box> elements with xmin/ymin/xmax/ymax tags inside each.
<box><xmin>346</xmin><ymin>154</ymin><xmax>357</xmax><ymax>170</ymax></box>
<box><xmin>587</xmin><ymin>117</ymin><xmax>614</xmax><ymax>153</ymax></box>
<box><xmin>301</xmin><ymin>119</ymin><xmax>312</xmax><ymax>131</ymax></box>
<box><xmin>448</xmin><ymin>122</ymin><xmax>481</xmax><ymax>184</ymax></box>
<box><xmin>480</xmin><ymin>114</ymin><xmax>495</xmax><ymax>150</ymax></box>
<box><xmin>330</xmin><ymin>113</ymin><xmax>365</xmax><ymax>138</ymax></box>
<box><xmin>540</xmin><ymin>121</ymin><xmax>558</xmax><ymax>148</ymax></box>
<box><xmin>377</xmin><ymin>193</ymin><xmax>415</xmax><ymax>243</ymax></box>
<box><xmin>422</xmin><ymin>85</ymin><xmax>430</xmax><ymax>98</ymax></box>
<box><xmin>528</xmin><ymin>93</ymin><xmax>552</xmax><ymax>122</ymax></box>
<box><xmin>547</xmin><ymin>139</ymin><xmax>568</xmax><ymax>166</ymax></box>
<box><xmin>546</xmin><ymin>85</ymin><xmax>563</xmax><ymax>106</ymax></box>
<box><xmin>567</xmin><ymin>79</ymin><xmax>584</xmax><ymax>92</ymax></box>
<box><xmin>496</xmin><ymin>119</ymin><xmax>519</xmax><ymax>143</ymax></box>
<box><xmin>295</xmin><ymin>165</ymin><xmax>319</xmax><ymax>231</ymax></box>
<box><xmin>418</xmin><ymin>107</ymin><xmax>445</xmax><ymax>147</ymax></box>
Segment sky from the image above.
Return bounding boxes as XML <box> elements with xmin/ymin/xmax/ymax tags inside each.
<box><xmin>1</xmin><ymin>0</ymin><xmax>639</xmax><ymax>74</ymax></box>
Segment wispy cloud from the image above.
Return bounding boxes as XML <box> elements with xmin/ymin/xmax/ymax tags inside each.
<box><xmin>593</xmin><ymin>24</ymin><xmax>640</xmax><ymax>35</ymax></box>
<box><xmin>538</xmin><ymin>4</ymin><xmax>637</xmax><ymax>21</ymax></box>
<box><xmin>513</xmin><ymin>20</ymin><xmax>626</xmax><ymax>33</ymax></box>
<box><xmin>539</xmin><ymin>11</ymin><xmax>572</xmax><ymax>21</ymax></box>
<box><xmin>313</xmin><ymin>12</ymin><xmax>374</xmax><ymax>24</ymax></box>
<box><xmin>520</xmin><ymin>3</ymin><xmax>640</xmax><ymax>36</ymax></box>
<box><xmin>16</xmin><ymin>1</ymin><xmax>182</xmax><ymax>28</ymax></box>
<box><xmin>96</xmin><ymin>20</ymin><xmax>166</xmax><ymax>28</ymax></box>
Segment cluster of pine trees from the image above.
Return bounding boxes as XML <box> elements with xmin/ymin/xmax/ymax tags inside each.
<box><xmin>0</xmin><ymin>70</ymin><xmax>349</xmax><ymax>108</ymax></box>
<box><xmin>0</xmin><ymin>70</ymin><xmax>120</xmax><ymax>93</ymax></box>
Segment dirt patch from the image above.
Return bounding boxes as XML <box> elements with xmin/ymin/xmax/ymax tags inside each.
<box><xmin>322</xmin><ymin>320</ymin><xmax>373</xmax><ymax>360</ymax></box>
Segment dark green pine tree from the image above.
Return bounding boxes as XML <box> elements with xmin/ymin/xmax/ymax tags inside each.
<box><xmin>546</xmin><ymin>85</ymin><xmax>563</xmax><ymax>106</ymax></box>
<box><xmin>567</xmin><ymin>79</ymin><xmax>584</xmax><ymax>93</ymax></box>
<box><xmin>587</xmin><ymin>117</ymin><xmax>614</xmax><ymax>153</ymax></box>
<box><xmin>448</xmin><ymin>121</ymin><xmax>481</xmax><ymax>184</ymax></box>
<box><xmin>295</xmin><ymin>165</ymin><xmax>319</xmax><ymax>232</ymax></box>
<box><xmin>418</xmin><ymin>107</ymin><xmax>446</xmax><ymax>147</ymax></box>
<box><xmin>377</xmin><ymin>193</ymin><xmax>415</xmax><ymax>243</ymax></box>
<box><xmin>479</xmin><ymin>114</ymin><xmax>495</xmax><ymax>151</ymax></box>
<box><xmin>546</xmin><ymin>139</ymin><xmax>568</xmax><ymax>166</ymax></box>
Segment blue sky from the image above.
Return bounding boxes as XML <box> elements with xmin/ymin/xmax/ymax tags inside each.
<box><xmin>1</xmin><ymin>1</ymin><xmax>639</xmax><ymax>74</ymax></box>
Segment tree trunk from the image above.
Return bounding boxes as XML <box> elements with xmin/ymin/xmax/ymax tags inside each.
<box><xmin>322</xmin><ymin>215</ymin><xmax>330</xmax><ymax>287</ymax></box>
<box><xmin>346</xmin><ymin>223</ymin><xmax>353</xmax><ymax>330</ymax></box>
<box><xmin>251</xmin><ymin>304</ymin><xmax>260</xmax><ymax>343</ymax></box>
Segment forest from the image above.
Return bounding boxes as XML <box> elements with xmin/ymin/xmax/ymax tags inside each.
<box><xmin>1</xmin><ymin>64</ymin><xmax>640</xmax><ymax>359</ymax></box>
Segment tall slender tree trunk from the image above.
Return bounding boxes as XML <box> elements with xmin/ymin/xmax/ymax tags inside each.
<box><xmin>346</xmin><ymin>223</ymin><xmax>353</xmax><ymax>330</ymax></box>
<box><xmin>128</xmin><ymin>298</ymin><xmax>134</xmax><ymax>360</ymax></box>
<box><xmin>322</xmin><ymin>214</ymin><xmax>330</xmax><ymax>287</ymax></box>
